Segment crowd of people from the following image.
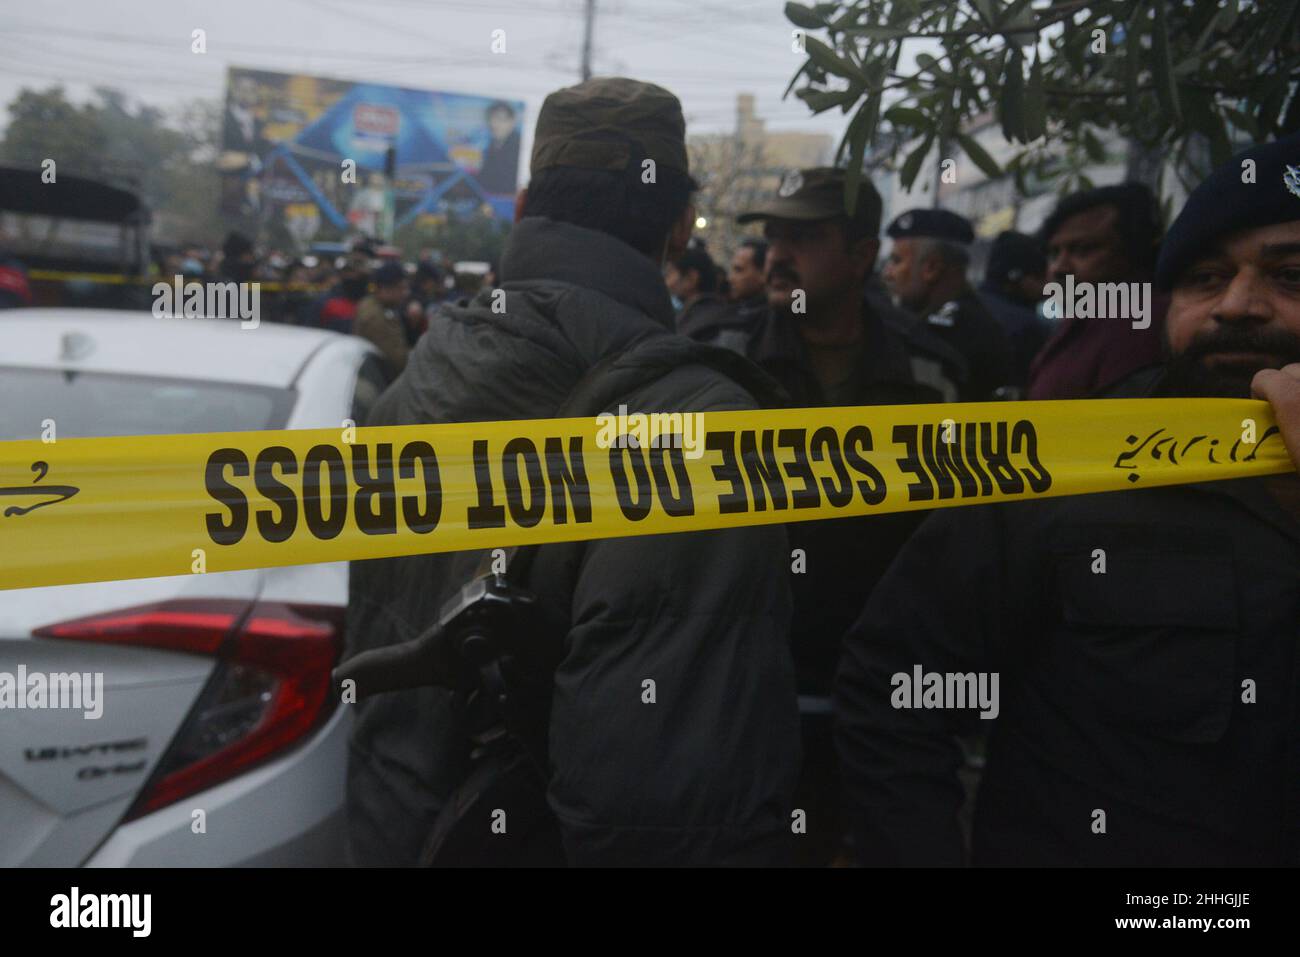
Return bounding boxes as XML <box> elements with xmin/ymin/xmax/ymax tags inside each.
<box><xmin>143</xmin><ymin>155</ymin><xmax>1173</xmax><ymax>423</ymax></box>
<box><xmin>334</xmin><ymin>75</ymin><xmax>1300</xmax><ymax>868</ymax></box>
<box><xmin>10</xmin><ymin>70</ymin><xmax>1298</xmax><ymax>869</ymax></box>
<box><xmin>666</xmin><ymin>175</ymin><xmax>1168</xmax><ymax>407</ymax></box>
<box><xmin>640</xmin><ymin>159</ymin><xmax>1228</xmax><ymax>865</ymax></box>
<box><xmin>146</xmin><ymin>232</ymin><xmax>496</xmax><ymax>378</ymax></box>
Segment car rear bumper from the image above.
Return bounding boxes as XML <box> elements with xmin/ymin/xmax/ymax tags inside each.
<box><xmin>82</xmin><ymin>706</ymin><xmax>351</xmax><ymax>867</ymax></box>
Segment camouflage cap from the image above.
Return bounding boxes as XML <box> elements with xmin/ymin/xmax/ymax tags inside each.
<box><xmin>530</xmin><ymin>76</ymin><xmax>690</xmax><ymax>177</ymax></box>
<box><xmin>737</xmin><ymin>167</ymin><xmax>883</xmax><ymax>235</ymax></box>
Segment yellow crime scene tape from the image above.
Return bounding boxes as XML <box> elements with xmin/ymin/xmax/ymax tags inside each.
<box><xmin>27</xmin><ymin>269</ymin><xmax>326</xmax><ymax>293</ymax></box>
<box><xmin>0</xmin><ymin>399</ymin><xmax>1292</xmax><ymax>591</ymax></box>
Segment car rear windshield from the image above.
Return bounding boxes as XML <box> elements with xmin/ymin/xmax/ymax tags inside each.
<box><xmin>0</xmin><ymin>367</ymin><xmax>294</xmax><ymax>439</ymax></box>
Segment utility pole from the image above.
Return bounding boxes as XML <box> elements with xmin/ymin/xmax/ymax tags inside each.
<box><xmin>580</xmin><ymin>0</ymin><xmax>596</xmax><ymax>81</ymax></box>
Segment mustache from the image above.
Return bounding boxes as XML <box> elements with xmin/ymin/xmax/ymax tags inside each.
<box><xmin>1180</xmin><ymin>325</ymin><xmax>1300</xmax><ymax>364</ymax></box>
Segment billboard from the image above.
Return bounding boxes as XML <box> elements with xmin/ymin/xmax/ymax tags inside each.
<box><xmin>219</xmin><ymin>67</ymin><xmax>524</xmax><ymax>245</ymax></box>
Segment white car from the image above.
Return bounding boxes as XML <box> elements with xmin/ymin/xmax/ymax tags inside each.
<box><xmin>0</xmin><ymin>309</ymin><xmax>389</xmax><ymax>866</ymax></box>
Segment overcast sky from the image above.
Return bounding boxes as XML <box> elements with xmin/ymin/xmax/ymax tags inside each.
<box><xmin>0</xmin><ymin>0</ymin><xmax>851</xmax><ymax>163</ymax></box>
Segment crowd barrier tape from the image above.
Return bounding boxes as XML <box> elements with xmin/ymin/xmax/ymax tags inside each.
<box><xmin>0</xmin><ymin>399</ymin><xmax>1292</xmax><ymax>591</ymax></box>
<box><xmin>27</xmin><ymin>269</ymin><xmax>326</xmax><ymax>293</ymax></box>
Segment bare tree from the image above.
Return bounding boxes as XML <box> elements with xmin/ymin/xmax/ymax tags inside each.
<box><xmin>687</xmin><ymin>133</ymin><xmax>771</xmax><ymax>259</ymax></box>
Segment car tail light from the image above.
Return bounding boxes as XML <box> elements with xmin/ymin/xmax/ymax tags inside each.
<box><xmin>34</xmin><ymin>598</ymin><xmax>344</xmax><ymax>818</ymax></box>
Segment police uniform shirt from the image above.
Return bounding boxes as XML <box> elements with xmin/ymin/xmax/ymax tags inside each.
<box><xmin>921</xmin><ymin>292</ymin><xmax>1013</xmax><ymax>401</ymax></box>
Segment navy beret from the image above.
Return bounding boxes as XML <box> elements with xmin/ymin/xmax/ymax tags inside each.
<box><xmin>886</xmin><ymin>208</ymin><xmax>975</xmax><ymax>244</ymax></box>
<box><xmin>1156</xmin><ymin>131</ymin><xmax>1300</xmax><ymax>290</ymax></box>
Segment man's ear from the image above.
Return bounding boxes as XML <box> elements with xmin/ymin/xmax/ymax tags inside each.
<box><xmin>664</xmin><ymin>203</ymin><xmax>695</xmax><ymax>263</ymax></box>
<box><xmin>513</xmin><ymin>187</ymin><xmax>528</xmax><ymax>224</ymax></box>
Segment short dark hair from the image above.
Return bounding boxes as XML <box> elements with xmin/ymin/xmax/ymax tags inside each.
<box><xmin>1038</xmin><ymin>182</ymin><xmax>1163</xmax><ymax>272</ymax></box>
<box><xmin>487</xmin><ymin>101</ymin><xmax>515</xmax><ymax>120</ymax></box>
<box><xmin>522</xmin><ymin>163</ymin><xmax>695</xmax><ymax>257</ymax></box>
<box><xmin>738</xmin><ymin>237</ymin><xmax>767</xmax><ymax>271</ymax></box>
<box><xmin>673</xmin><ymin>247</ymin><xmax>718</xmax><ymax>294</ymax></box>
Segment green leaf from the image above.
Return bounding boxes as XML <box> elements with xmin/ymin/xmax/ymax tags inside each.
<box><xmin>843</xmin><ymin>24</ymin><xmax>911</xmax><ymax>39</ymax></box>
<box><xmin>1219</xmin><ymin>0</ymin><xmax>1239</xmax><ymax>32</ymax></box>
<box><xmin>781</xmin><ymin>63</ymin><xmax>809</xmax><ymax>101</ymax></box>
<box><xmin>915</xmin><ymin>52</ymin><xmax>950</xmax><ymax>80</ymax></box>
<box><xmin>1082</xmin><ymin>128</ymin><xmax>1107</xmax><ymax>163</ymax></box>
<box><xmin>999</xmin><ymin>48</ymin><xmax>1025</xmax><ymax>141</ymax></box>
<box><xmin>843</xmin><ymin>92</ymin><xmax>879</xmax><ymax>215</ymax></box>
<box><xmin>884</xmin><ymin>105</ymin><xmax>929</xmax><ymax>128</ymax></box>
<box><xmin>1062</xmin><ymin>12</ymin><xmax>1084</xmax><ymax>74</ymax></box>
<box><xmin>841</xmin><ymin>79</ymin><xmax>866</xmax><ymax>114</ymax></box>
<box><xmin>1151</xmin><ymin>0</ymin><xmax>1182</xmax><ymax>122</ymax></box>
<box><xmin>861</xmin><ymin>58</ymin><xmax>888</xmax><ymax>89</ymax></box>
<box><xmin>804</xmin><ymin>35</ymin><xmax>869</xmax><ymax>84</ymax></box>
<box><xmin>1023</xmin><ymin>48</ymin><xmax>1047</xmax><ymax>141</ymax></box>
<box><xmin>1008</xmin><ymin>148</ymin><xmax>1030</xmax><ymax>195</ymax></box>
<box><xmin>899</xmin><ymin>132</ymin><xmax>934</xmax><ymax>190</ymax></box>
<box><xmin>1194</xmin><ymin>6</ymin><xmax>1224</xmax><ymax>52</ymax></box>
<box><xmin>888</xmin><ymin>0</ymin><xmax>920</xmax><ymax>25</ymax></box>
<box><xmin>795</xmin><ymin>88</ymin><xmax>853</xmax><ymax>114</ymax></box>
<box><xmin>1001</xmin><ymin>2</ymin><xmax>1038</xmax><ymax>48</ymax></box>
<box><xmin>1254</xmin><ymin>0</ymin><xmax>1299</xmax><ymax>57</ymax></box>
<box><xmin>828</xmin><ymin>9</ymin><xmax>862</xmax><ymax>32</ymax></box>
<box><xmin>956</xmin><ymin>132</ymin><xmax>1001</xmax><ymax>179</ymax></box>
<box><xmin>970</xmin><ymin>0</ymin><xmax>997</xmax><ymax>27</ymax></box>
<box><xmin>784</xmin><ymin>2</ymin><xmax>824</xmax><ymax>30</ymax></box>
<box><xmin>862</xmin><ymin>88</ymin><xmax>883</xmax><ymax>149</ymax></box>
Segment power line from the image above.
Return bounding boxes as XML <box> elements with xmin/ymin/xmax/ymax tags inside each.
<box><xmin>580</xmin><ymin>0</ymin><xmax>596</xmax><ymax>81</ymax></box>
<box><xmin>1</xmin><ymin>23</ymin><xmax>799</xmax><ymax>84</ymax></box>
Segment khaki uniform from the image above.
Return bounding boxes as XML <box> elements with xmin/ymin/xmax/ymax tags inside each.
<box><xmin>354</xmin><ymin>295</ymin><xmax>410</xmax><ymax>377</ymax></box>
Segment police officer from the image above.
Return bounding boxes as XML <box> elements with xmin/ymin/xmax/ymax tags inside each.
<box><xmin>740</xmin><ymin>167</ymin><xmax>964</xmax><ymax>406</ymax></box>
<box><xmin>835</xmin><ymin>132</ymin><xmax>1300</xmax><ymax>866</ymax></box>
<box><xmin>883</xmin><ymin>208</ymin><xmax>1013</xmax><ymax>400</ymax></box>
<box><xmin>735</xmin><ymin>167</ymin><xmax>960</xmax><ymax>863</ymax></box>
<box><xmin>354</xmin><ymin>261</ymin><xmax>411</xmax><ymax>378</ymax></box>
